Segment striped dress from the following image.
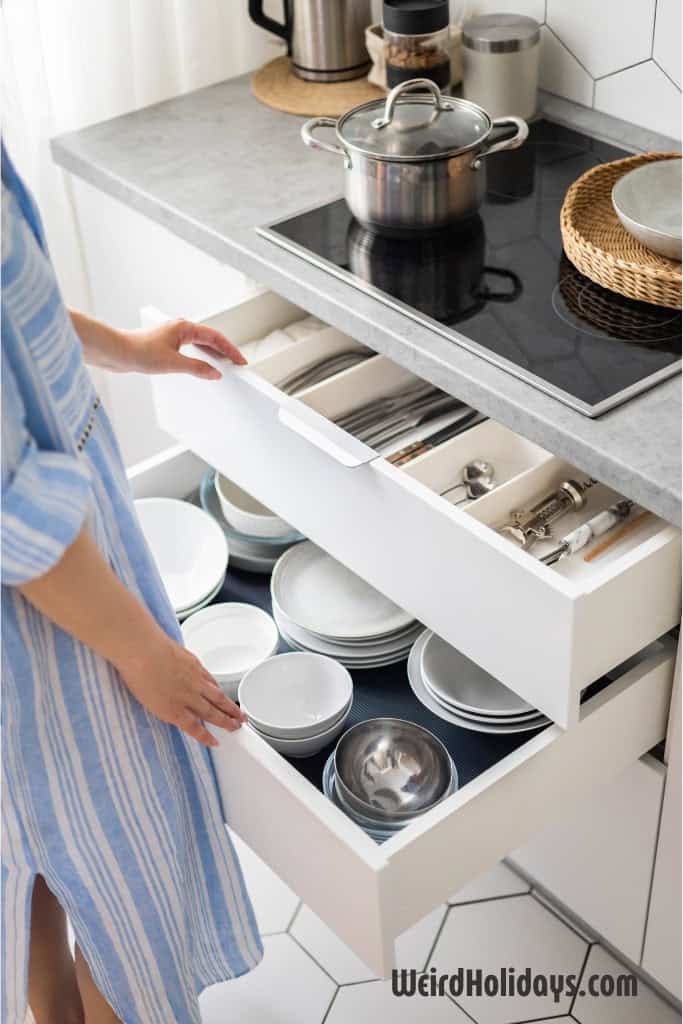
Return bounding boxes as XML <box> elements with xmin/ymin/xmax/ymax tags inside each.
<box><xmin>1</xmin><ymin>146</ymin><xmax>262</xmax><ymax>1024</ymax></box>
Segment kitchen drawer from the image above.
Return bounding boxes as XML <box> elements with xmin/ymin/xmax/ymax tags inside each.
<box><xmin>147</xmin><ymin>290</ymin><xmax>681</xmax><ymax>727</ymax></box>
<box><xmin>125</xmin><ymin>446</ymin><xmax>675</xmax><ymax>978</ymax></box>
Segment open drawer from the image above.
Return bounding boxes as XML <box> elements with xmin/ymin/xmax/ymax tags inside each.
<box><xmin>146</xmin><ymin>290</ymin><xmax>681</xmax><ymax>728</ymax></box>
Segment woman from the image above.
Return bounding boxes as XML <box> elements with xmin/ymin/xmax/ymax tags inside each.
<box><xmin>2</xmin><ymin>144</ymin><xmax>263</xmax><ymax>1024</ymax></box>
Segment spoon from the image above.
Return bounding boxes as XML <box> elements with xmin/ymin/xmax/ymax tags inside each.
<box><xmin>441</xmin><ymin>459</ymin><xmax>496</xmax><ymax>502</ymax></box>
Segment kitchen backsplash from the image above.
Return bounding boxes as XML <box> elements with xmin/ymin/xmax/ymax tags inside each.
<box><xmin>464</xmin><ymin>0</ymin><xmax>681</xmax><ymax>139</ymax></box>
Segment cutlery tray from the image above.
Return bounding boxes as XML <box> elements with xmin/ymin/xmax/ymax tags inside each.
<box><xmin>149</xmin><ymin>289</ymin><xmax>681</xmax><ymax>728</ymax></box>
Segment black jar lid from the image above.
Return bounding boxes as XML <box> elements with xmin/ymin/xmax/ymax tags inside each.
<box><xmin>383</xmin><ymin>0</ymin><xmax>449</xmax><ymax>35</ymax></box>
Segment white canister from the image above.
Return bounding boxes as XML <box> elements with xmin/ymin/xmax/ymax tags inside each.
<box><xmin>462</xmin><ymin>13</ymin><xmax>540</xmax><ymax>120</ymax></box>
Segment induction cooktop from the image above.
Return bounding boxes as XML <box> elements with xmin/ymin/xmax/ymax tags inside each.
<box><xmin>258</xmin><ymin>119</ymin><xmax>681</xmax><ymax>417</ymax></box>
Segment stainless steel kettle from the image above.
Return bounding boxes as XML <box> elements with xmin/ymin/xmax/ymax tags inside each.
<box><xmin>249</xmin><ymin>0</ymin><xmax>372</xmax><ymax>82</ymax></box>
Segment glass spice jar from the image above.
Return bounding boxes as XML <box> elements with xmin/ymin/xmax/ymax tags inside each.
<box><xmin>383</xmin><ymin>0</ymin><xmax>451</xmax><ymax>90</ymax></box>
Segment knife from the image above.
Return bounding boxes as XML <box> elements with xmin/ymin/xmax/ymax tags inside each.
<box><xmin>387</xmin><ymin>410</ymin><xmax>485</xmax><ymax>465</ymax></box>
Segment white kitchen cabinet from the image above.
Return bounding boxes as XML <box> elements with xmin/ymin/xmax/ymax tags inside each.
<box><xmin>127</xmin><ymin>443</ymin><xmax>676</xmax><ymax>979</ymax></box>
<box><xmin>642</xmin><ymin>652</ymin><xmax>682</xmax><ymax>999</ymax></box>
<box><xmin>509</xmin><ymin>755</ymin><xmax>665</xmax><ymax>963</ymax></box>
<box><xmin>147</xmin><ymin>290</ymin><xmax>681</xmax><ymax>729</ymax></box>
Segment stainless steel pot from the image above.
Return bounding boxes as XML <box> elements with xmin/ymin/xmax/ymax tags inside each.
<box><xmin>302</xmin><ymin>78</ymin><xmax>528</xmax><ymax>236</ymax></box>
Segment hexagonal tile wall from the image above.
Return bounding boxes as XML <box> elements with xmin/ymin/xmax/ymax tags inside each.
<box><xmin>547</xmin><ymin>0</ymin><xmax>656</xmax><ymax>78</ymax></box>
<box><xmin>539</xmin><ymin>26</ymin><xmax>594</xmax><ymax>109</ymax></box>
<box><xmin>594</xmin><ymin>61</ymin><xmax>681</xmax><ymax>141</ymax></box>
<box><xmin>654</xmin><ymin>0</ymin><xmax>682</xmax><ymax>88</ymax></box>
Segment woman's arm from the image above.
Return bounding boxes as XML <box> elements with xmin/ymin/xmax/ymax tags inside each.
<box><xmin>69</xmin><ymin>309</ymin><xmax>247</xmax><ymax>378</ymax></box>
<box><xmin>19</xmin><ymin>527</ymin><xmax>246</xmax><ymax>748</ymax></box>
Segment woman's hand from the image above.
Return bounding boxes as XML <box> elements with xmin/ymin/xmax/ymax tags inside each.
<box><xmin>120</xmin><ymin>634</ymin><xmax>248</xmax><ymax>748</ymax></box>
<box><xmin>121</xmin><ymin>319</ymin><xmax>247</xmax><ymax>379</ymax></box>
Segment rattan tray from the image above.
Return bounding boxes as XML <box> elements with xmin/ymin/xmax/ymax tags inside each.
<box><xmin>560</xmin><ymin>152</ymin><xmax>682</xmax><ymax>309</ymax></box>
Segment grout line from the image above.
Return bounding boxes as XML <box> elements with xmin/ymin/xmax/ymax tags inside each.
<box><xmin>568</xmin><ymin>943</ymin><xmax>594</xmax><ymax>1017</ymax></box>
<box><xmin>337</xmin><ymin>977</ymin><xmax>382</xmax><ymax>988</ymax></box>
<box><xmin>320</xmin><ymin>985</ymin><xmax>340</xmax><ymax>1024</ymax></box>
<box><xmin>639</xmin><ymin>766</ymin><xmax>667</xmax><ymax>964</ymax></box>
<box><xmin>544</xmin><ymin>23</ymin><xmax>594</xmax><ymax>78</ymax></box>
<box><xmin>285</xmin><ymin>899</ymin><xmax>302</xmax><ymax>933</ymax></box>
<box><xmin>594</xmin><ymin>57</ymin><xmax>651</xmax><ymax>82</ymax></box>
<box><xmin>653</xmin><ymin>58</ymin><xmax>683</xmax><ymax>92</ymax></box>
<box><xmin>287</xmin><ymin>931</ymin><xmax>341</xmax><ymax>988</ymax></box>
<box><xmin>651</xmin><ymin>0</ymin><xmax>659</xmax><ymax>57</ymax></box>
<box><xmin>445</xmin><ymin>994</ymin><xmax>479</xmax><ymax>1023</ymax></box>
<box><xmin>530</xmin><ymin>890</ymin><xmax>596</xmax><ymax>946</ymax></box>
<box><xmin>422</xmin><ymin>905</ymin><xmax>451</xmax><ymax>971</ymax></box>
<box><xmin>507</xmin><ymin>1013</ymin><xmax>570</xmax><ymax>1024</ymax></box>
<box><xmin>447</xmin><ymin>890</ymin><xmax>530</xmax><ymax>910</ymax></box>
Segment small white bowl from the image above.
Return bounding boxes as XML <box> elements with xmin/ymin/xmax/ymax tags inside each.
<box><xmin>255</xmin><ymin>694</ymin><xmax>352</xmax><ymax>739</ymax></box>
<box><xmin>238</xmin><ymin>651</ymin><xmax>353</xmax><ymax>739</ymax></box>
<box><xmin>181</xmin><ymin>602</ymin><xmax>279</xmax><ymax>698</ymax></box>
<box><xmin>250</xmin><ymin>704</ymin><xmax>351</xmax><ymax>758</ymax></box>
<box><xmin>215</xmin><ymin>473</ymin><xmax>293</xmax><ymax>539</ymax></box>
<box><xmin>135</xmin><ymin>498</ymin><xmax>228</xmax><ymax>613</ymax></box>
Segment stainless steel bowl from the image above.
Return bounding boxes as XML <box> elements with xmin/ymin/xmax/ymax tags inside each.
<box><xmin>333</xmin><ymin>718</ymin><xmax>453</xmax><ymax>822</ymax></box>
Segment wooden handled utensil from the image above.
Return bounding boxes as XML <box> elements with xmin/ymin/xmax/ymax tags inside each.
<box><xmin>583</xmin><ymin>510</ymin><xmax>651</xmax><ymax>562</ymax></box>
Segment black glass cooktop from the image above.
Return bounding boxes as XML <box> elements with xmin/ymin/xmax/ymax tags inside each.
<box><xmin>258</xmin><ymin>119</ymin><xmax>681</xmax><ymax>417</ymax></box>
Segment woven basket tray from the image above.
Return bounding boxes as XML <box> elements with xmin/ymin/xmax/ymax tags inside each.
<box><xmin>560</xmin><ymin>152</ymin><xmax>682</xmax><ymax>309</ymax></box>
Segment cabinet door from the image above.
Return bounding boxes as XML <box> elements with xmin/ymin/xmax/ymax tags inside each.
<box><xmin>642</xmin><ymin>645</ymin><xmax>682</xmax><ymax>999</ymax></box>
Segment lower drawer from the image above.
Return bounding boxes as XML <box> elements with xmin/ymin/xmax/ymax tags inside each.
<box><xmin>147</xmin><ymin>290</ymin><xmax>681</xmax><ymax>728</ymax></box>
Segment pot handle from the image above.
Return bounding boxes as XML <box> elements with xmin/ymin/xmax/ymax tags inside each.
<box><xmin>371</xmin><ymin>78</ymin><xmax>447</xmax><ymax>129</ymax></box>
<box><xmin>471</xmin><ymin>116</ymin><xmax>529</xmax><ymax>169</ymax></box>
<box><xmin>301</xmin><ymin>118</ymin><xmax>351</xmax><ymax>168</ymax></box>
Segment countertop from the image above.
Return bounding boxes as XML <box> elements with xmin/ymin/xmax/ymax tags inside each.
<box><xmin>51</xmin><ymin>75</ymin><xmax>682</xmax><ymax>525</ymax></box>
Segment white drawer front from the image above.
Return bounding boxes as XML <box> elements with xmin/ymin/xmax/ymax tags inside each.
<box><xmin>149</xmin><ymin>291</ymin><xmax>681</xmax><ymax>727</ymax></box>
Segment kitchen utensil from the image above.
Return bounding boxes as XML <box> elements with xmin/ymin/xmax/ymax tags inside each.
<box><xmin>346</xmin><ymin>215</ymin><xmax>523</xmax><ymax>323</ymax></box>
<box><xmin>462</xmin><ymin>13</ymin><xmax>541</xmax><ymax>120</ymax></box>
<box><xmin>441</xmin><ymin>458</ymin><xmax>495</xmax><ymax>499</ymax></box>
<box><xmin>387</xmin><ymin>410</ymin><xmax>484</xmax><ymax>465</ymax></box>
<box><xmin>334</xmin><ymin>717</ymin><xmax>453</xmax><ymax>821</ymax></box>
<box><xmin>277</xmin><ymin>349</ymin><xmax>373</xmax><ymax>394</ymax></box>
<box><xmin>271</xmin><ymin>542</ymin><xmax>415</xmax><ymax>640</ymax></box>
<box><xmin>214</xmin><ymin>473</ymin><xmax>293</xmax><ymax>540</ymax></box>
<box><xmin>251</xmin><ymin>700</ymin><xmax>352</xmax><ymax>758</ymax></box>
<box><xmin>181</xmin><ymin>603</ymin><xmax>279</xmax><ymax>698</ymax></box>
<box><xmin>499</xmin><ymin>478</ymin><xmax>596</xmax><ymax>551</ymax></box>
<box><xmin>358</xmin><ymin>394</ymin><xmax>464</xmax><ymax>447</ymax></box>
<box><xmin>583</xmin><ymin>510</ymin><xmax>652</xmax><ymax>563</ymax></box>
<box><xmin>301</xmin><ymin>78</ymin><xmax>528</xmax><ymax>236</ymax></box>
<box><xmin>561</xmin><ymin>152</ymin><xmax>682</xmax><ymax>309</ymax></box>
<box><xmin>134</xmin><ymin>498</ymin><xmax>229</xmax><ymax>614</ymax></box>
<box><xmin>407</xmin><ymin>630</ymin><xmax>548</xmax><ymax>734</ymax></box>
<box><xmin>249</xmin><ymin>0</ymin><xmax>372</xmax><ymax>83</ymax></box>
<box><xmin>383</xmin><ymin>0</ymin><xmax>451</xmax><ymax>89</ymax></box>
<box><xmin>612</xmin><ymin>158</ymin><xmax>682</xmax><ymax>261</ymax></box>
<box><xmin>540</xmin><ymin>500</ymin><xmax>634</xmax><ymax>566</ymax></box>
<box><xmin>238</xmin><ymin>651</ymin><xmax>353</xmax><ymax>740</ymax></box>
<box><xmin>335</xmin><ymin>378</ymin><xmax>435</xmax><ymax>432</ymax></box>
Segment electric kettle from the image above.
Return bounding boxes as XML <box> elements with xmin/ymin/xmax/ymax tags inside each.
<box><xmin>249</xmin><ymin>0</ymin><xmax>372</xmax><ymax>82</ymax></box>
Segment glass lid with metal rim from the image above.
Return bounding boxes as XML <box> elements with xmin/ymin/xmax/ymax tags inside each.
<box><xmin>337</xmin><ymin>79</ymin><xmax>491</xmax><ymax>161</ymax></box>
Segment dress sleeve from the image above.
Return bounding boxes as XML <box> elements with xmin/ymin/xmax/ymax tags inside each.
<box><xmin>2</xmin><ymin>350</ymin><xmax>92</xmax><ymax>586</ymax></box>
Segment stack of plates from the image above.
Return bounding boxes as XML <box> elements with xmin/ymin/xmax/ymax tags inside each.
<box><xmin>271</xmin><ymin>542</ymin><xmax>421</xmax><ymax>668</ymax></box>
<box><xmin>135</xmin><ymin>498</ymin><xmax>229</xmax><ymax>620</ymax></box>
<box><xmin>408</xmin><ymin>629</ymin><xmax>550</xmax><ymax>734</ymax></box>
<box><xmin>199</xmin><ymin>471</ymin><xmax>304</xmax><ymax>574</ymax></box>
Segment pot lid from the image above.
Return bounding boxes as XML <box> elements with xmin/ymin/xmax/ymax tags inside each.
<box><xmin>338</xmin><ymin>79</ymin><xmax>491</xmax><ymax>161</ymax></box>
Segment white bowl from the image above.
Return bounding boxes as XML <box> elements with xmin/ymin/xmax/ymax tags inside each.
<box><xmin>215</xmin><ymin>473</ymin><xmax>293</xmax><ymax>539</ymax></box>
<box><xmin>250</xmin><ymin>704</ymin><xmax>351</xmax><ymax>758</ymax></box>
<box><xmin>135</xmin><ymin>498</ymin><xmax>228</xmax><ymax>613</ymax></box>
<box><xmin>181</xmin><ymin>602</ymin><xmax>279</xmax><ymax>697</ymax></box>
<box><xmin>238</xmin><ymin>651</ymin><xmax>353</xmax><ymax>739</ymax></box>
<box><xmin>255</xmin><ymin>694</ymin><xmax>352</xmax><ymax>739</ymax></box>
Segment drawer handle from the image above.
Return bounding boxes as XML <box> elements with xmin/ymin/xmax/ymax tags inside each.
<box><xmin>278</xmin><ymin>404</ymin><xmax>378</xmax><ymax>469</ymax></box>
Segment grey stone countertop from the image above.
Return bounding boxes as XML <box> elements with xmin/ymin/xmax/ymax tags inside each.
<box><xmin>52</xmin><ymin>75</ymin><xmax>682</xmax><ymax>525</ymax></box>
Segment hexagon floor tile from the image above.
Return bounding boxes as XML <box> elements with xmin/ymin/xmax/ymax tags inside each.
<box><xmin>290</xmin><ymin>903</ymin><xmax>448</xmax><ymax>985</ymax></box>
<box><xmin>572</xmin><ymin>944</ymin><xmax>681</xmax><ymax>1024</ymax></box>
<box><xmin>428</xmin><ymin>894</ymin><xmax>587</xmax><ymax>1024</ymax></box>
<box><xmin>326</xmin><ymin>979</ymin><xmax>472</xmax><ymax>1024</ymax></box>
<box><xmin>229</xmin><ymin>829</ymin><xmax>300</xmax><ymax>935</ymax></box>
<box><xmin>448</xmin><ymin>861</ymin><xmax>529</xmax><ymax>905</ymax></box>
<box><xmin>547</xmin><ymin>0</ymin><xmax>655</xmax><ymax>78</ymax></box>
<box><xmin>199</xmin><ymin>934</ymin><xmax>335</xmax><ymax>1024</ymax></box>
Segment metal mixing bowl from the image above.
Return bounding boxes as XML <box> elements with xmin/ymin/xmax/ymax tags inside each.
<box><xmin>333</xmin><ymin>718</ymin><xmax>453</xmax><ymax>822</ymax></box>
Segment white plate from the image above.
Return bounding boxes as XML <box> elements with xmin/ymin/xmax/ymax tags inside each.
<box><xmin>273</xmin><ymin>606</ymin><xmax>421</xmax><ymax>660</ymax></box>
<box><xmin>278</xmin><ymin>624</ymin><xmax>412</xmax><ymax>669</ymax></box>
<box><xmin>422</xmin><ymin>674</ymin><xmax>544</xmax><ymax>726</ymax></box>
<box><xmin>176</xmin><ymin>575</ymin><xmax>225</xmax><ymax>622</ymax></box>
<box><xmin>271</xmin><ymin>542</ymin><xmax>414</xmax><ymax>641</ymax></box>
<box><xmin>420</xmin><ymin>630</ymin><xmax>534</xmax><ymax>717</ymax></box>
<box><xmin>612</xmin><ymin>158</ymin><xmax>682</xmax><ymax>260</ymax></box>
<box><xmin>135</xmin><ymin>498</ymin><xmax>228</xmax><ymax>613</ymax></box>
<box><xmin>408</xmin><ymin>631</ymin><xmax>547</xmax><ymax>734</ymax></box>
<box><xmin>181</xmin><ymin>602</ymin><xmax>279</xmax><ymax>686</ymax></box>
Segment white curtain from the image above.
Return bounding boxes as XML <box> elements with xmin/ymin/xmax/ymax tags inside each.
<box><xmin>1</xmin><ymin>0</ymin><xmax>285</xmax><ymax>310</ymax></box>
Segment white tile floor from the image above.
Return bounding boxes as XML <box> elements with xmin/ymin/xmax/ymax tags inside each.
<box><xmin>199</xmin><ymin>831</ymin><xmax>682</xmax><ymax>1024</ymax></box>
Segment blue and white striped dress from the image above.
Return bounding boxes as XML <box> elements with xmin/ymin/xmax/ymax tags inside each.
<box><xmin>1</xmin><ymin>146</ymin><xmax>262</xmax><ymax>1024</ymax></box>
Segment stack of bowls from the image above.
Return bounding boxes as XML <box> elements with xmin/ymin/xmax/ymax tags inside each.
<box><xmin>181</xmin><ymin>603</ymin><xmax>279</xmax><ymax>700</ymax></box>
<box><xmin>134</xmin><ymin>498</ymin><xmax>229</xmax><ymax>619</ymax></box>
<box><xmin>323</xmin><ymin>718</ymin><xmax>458</xmax><ymax>842</ymax></box>
<box><xmin>238</xmin><ymin>652</ymin><xmax>353</xmax><ymax>758</ymax></box>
